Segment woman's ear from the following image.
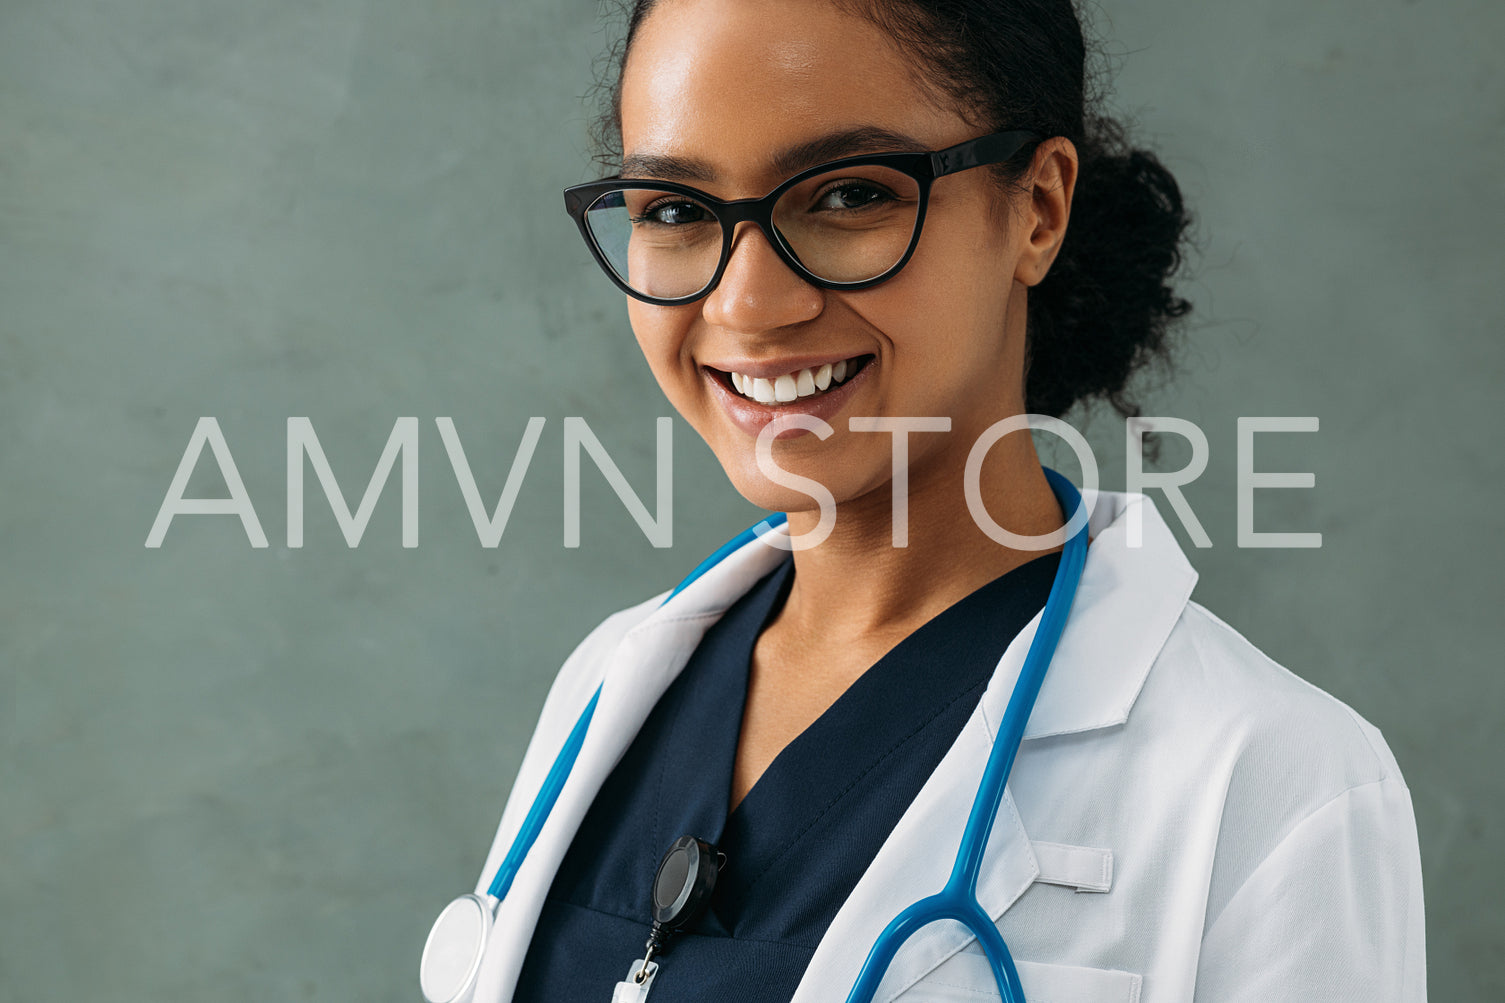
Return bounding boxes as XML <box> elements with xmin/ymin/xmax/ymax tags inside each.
<box><xmin>1013</xmin><ymin>137</ymin><xmax>1079</xmax><ymax>287</ymax></box>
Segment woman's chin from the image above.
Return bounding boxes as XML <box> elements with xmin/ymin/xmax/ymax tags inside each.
<box><xmin>717</xmin><ymin>452</ymin><xmax>899</xmax><ymax>523</ymax></box>
<box><xmin>717</xmin><ymin>463</ymin><xmax>841</xmax><ymax>518</ymax></box>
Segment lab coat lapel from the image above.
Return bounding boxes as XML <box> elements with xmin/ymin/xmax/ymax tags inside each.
<box><xmin>472</xmin><ymin>533</ymin><xmax>788</xmax><ymax>1003</ymax></box>
<box><xmin>791</xmin><ymin>491</ymin><xmax>1198</xmax><ymax>1001</ymax></box>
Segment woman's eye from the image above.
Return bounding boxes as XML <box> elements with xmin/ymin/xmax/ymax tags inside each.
<box><xmin>633</xmin><ymin>200</ymin><xmax>710</xmax><ymax>226</ymax></box>
<box><xmin>814</xmin><ymin>182</ymin><xmax>892</xmax><ymax>212</ymax></box>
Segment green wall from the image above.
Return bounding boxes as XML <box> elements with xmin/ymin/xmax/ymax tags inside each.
<box><xmin>2</xmin><ymin>0</ymin><xmax>1500</xmax><ymax>998</ymax></box>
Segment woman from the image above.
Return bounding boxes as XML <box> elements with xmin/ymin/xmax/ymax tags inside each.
<box><xmin>422</xmin><ymin>0</ymin><xmax>1426</xmax><ymax>999</ymax></box>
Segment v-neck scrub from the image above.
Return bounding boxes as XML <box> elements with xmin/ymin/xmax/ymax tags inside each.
<box><xmin>512</xmin><ymin>550</ymin><xmax>1062</xmax><ymax>1002</ymax></box>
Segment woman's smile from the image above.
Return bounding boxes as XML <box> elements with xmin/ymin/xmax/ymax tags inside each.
<box><xmin>699</xmin><ymin>353</ymin><xmax>877</xmax><ymax>438</ymax></box>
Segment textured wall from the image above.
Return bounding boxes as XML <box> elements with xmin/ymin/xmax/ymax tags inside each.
<box><xmin>2</xmin><ymin>0</ymin><xmax>1500</xmax><ymax>999</ymax></box>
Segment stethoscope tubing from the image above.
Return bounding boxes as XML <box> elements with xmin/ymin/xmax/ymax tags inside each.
<box><xmin>841</xmin><ymin>467</ymin><xmax>1089</xmax><ymax>1003</ymax></box>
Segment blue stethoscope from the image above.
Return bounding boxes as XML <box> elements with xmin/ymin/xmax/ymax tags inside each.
<box><xmin>420</xmin><ymin>467</ymin><xmax>1089</xmax><ymax>1003</ymax></box>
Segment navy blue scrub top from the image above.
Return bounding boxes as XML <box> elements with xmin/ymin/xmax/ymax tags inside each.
<box><xmin>513</xmin><ymin>549</ymin><xmax>1062</xmax><ymax>1002</ymax></box>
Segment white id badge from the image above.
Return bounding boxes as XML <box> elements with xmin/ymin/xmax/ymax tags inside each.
<box><xmin>610</xmin><ymin>959</ymin><xmax>660</xmax><ymax>1002</ymax></box>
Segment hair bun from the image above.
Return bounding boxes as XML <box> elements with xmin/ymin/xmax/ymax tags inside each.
<box><xmin>1025</xmin><ymin>116</ymin><xmax>1195</xmax><ymax>420</ymax></box>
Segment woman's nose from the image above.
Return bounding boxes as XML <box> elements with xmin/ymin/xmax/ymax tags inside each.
<box><xmin>700</xmin><ymin>221</ymin><xmax>824</xmax><ymax>334</ymax></box>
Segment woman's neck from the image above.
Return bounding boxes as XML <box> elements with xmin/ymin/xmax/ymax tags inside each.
<box><xmin>774</xmin><ymin>436</ymin><xmax>1066</xmax><ymax>646</ymax></box>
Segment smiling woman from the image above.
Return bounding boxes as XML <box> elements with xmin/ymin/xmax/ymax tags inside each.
<box><xmin>419</xmin><ymin>1</ymin><xmax>1427</xmax><ymax>1001</ymax></box>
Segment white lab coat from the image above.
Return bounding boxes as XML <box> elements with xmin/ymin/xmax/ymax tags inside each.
<box><xmin>464</xmin><ymin>489</ymin><xmax>1427</xmax><ymax>1001</ymax></box>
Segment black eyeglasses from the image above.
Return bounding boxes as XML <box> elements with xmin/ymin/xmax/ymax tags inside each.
<box><xmin>561</xmin><ymin>130</ymin><xmax>1039</xmax><ymax>306</ymax></box>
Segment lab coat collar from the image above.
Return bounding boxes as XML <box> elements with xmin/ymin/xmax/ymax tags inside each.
<box><xmin>1010</xmin><ymin>487</ymin><xmax>1199</xmax><ymax>740</ymax></box>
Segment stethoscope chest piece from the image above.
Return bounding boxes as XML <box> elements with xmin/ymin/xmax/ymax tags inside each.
<box><xmin>420</xmin><ymin>892</ymin><xmax>496</xmax><ymax>1003</ymax></box>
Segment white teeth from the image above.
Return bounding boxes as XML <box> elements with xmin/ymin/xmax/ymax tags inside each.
<box><xmin>726</xmin><ymin>358</ymin><xmax>861</xmax><ymax>404</ymax></box>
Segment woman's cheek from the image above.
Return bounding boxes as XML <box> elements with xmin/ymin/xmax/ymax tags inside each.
<box><xmin>627</xmin><ymin>310</ymin><xmax>692</xmax><ymax>400</ymax></box>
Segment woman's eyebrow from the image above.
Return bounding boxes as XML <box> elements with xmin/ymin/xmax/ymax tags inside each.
<box><xmin>769</xmin><ymin>126</ymin><xmax>928</xmax><ymax>176</ymax></box>
<box><xmin>619</xmin><ymin>126</ymin><xmax>929</xmax><ymax>182</ymax></box>
<box><xmin>617</xmin><ymin>151</ymin><xmax>714</xmax><ymax>183</ymax></box>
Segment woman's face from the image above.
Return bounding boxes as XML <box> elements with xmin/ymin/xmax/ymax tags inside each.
<box><xmin>618</xmin><ymin>0</ymin><xmax>1061</xmax><ymax>517</ymax></box>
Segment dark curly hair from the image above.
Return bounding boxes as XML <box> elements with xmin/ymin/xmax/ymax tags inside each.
<box><xmin>589</xmin><ymin>0</ymin><xmax>1195</xmax><ymax>423</ymax></box>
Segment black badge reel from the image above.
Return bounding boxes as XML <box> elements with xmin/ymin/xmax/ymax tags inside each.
<box><xmin>613</xmin><ymin>836</ymin><xmax>722</xmax><ymax>1002</ymax></box>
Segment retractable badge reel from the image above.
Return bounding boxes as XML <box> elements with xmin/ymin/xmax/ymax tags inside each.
<box><xmin>612</xmin><ymin>835</ymin><xmax>721</xmax><ymax>1003</ymax></box>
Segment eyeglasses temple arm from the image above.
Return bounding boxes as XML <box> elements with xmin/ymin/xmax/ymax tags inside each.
<box><xmin>930</xmin><ymin>130</ymin><xmax>1039</xmax><ymax>178</ymax></box>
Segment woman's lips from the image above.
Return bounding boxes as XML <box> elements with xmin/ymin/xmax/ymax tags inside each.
<box><xmin>703</xmin><ymin>354</ymin><xmax>875</xmax><ymax>439</ymax></box>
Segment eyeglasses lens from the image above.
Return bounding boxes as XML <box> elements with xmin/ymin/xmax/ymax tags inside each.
<box><xmin>583</xmin><ymin>165</ymin><xmax>922</xmax><ymax>300</ymax></box>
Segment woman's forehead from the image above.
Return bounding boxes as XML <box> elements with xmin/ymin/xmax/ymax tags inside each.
<box><xmin>619</xmin><ymin>0</ymin><xmax>960</xmax><ymax>183</ymax></box>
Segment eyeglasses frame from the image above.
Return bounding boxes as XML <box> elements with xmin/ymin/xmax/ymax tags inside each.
<box><xmin>561</xmin><ymin>129</ymin><xmax>1041</xmax><ymax>306</ymax></box>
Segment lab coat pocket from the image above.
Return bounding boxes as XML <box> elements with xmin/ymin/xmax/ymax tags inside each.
<box><xmin>895</xmin><ymin>947</ymin><xmax>1142</xmax><ymax>1003</ymax></box>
